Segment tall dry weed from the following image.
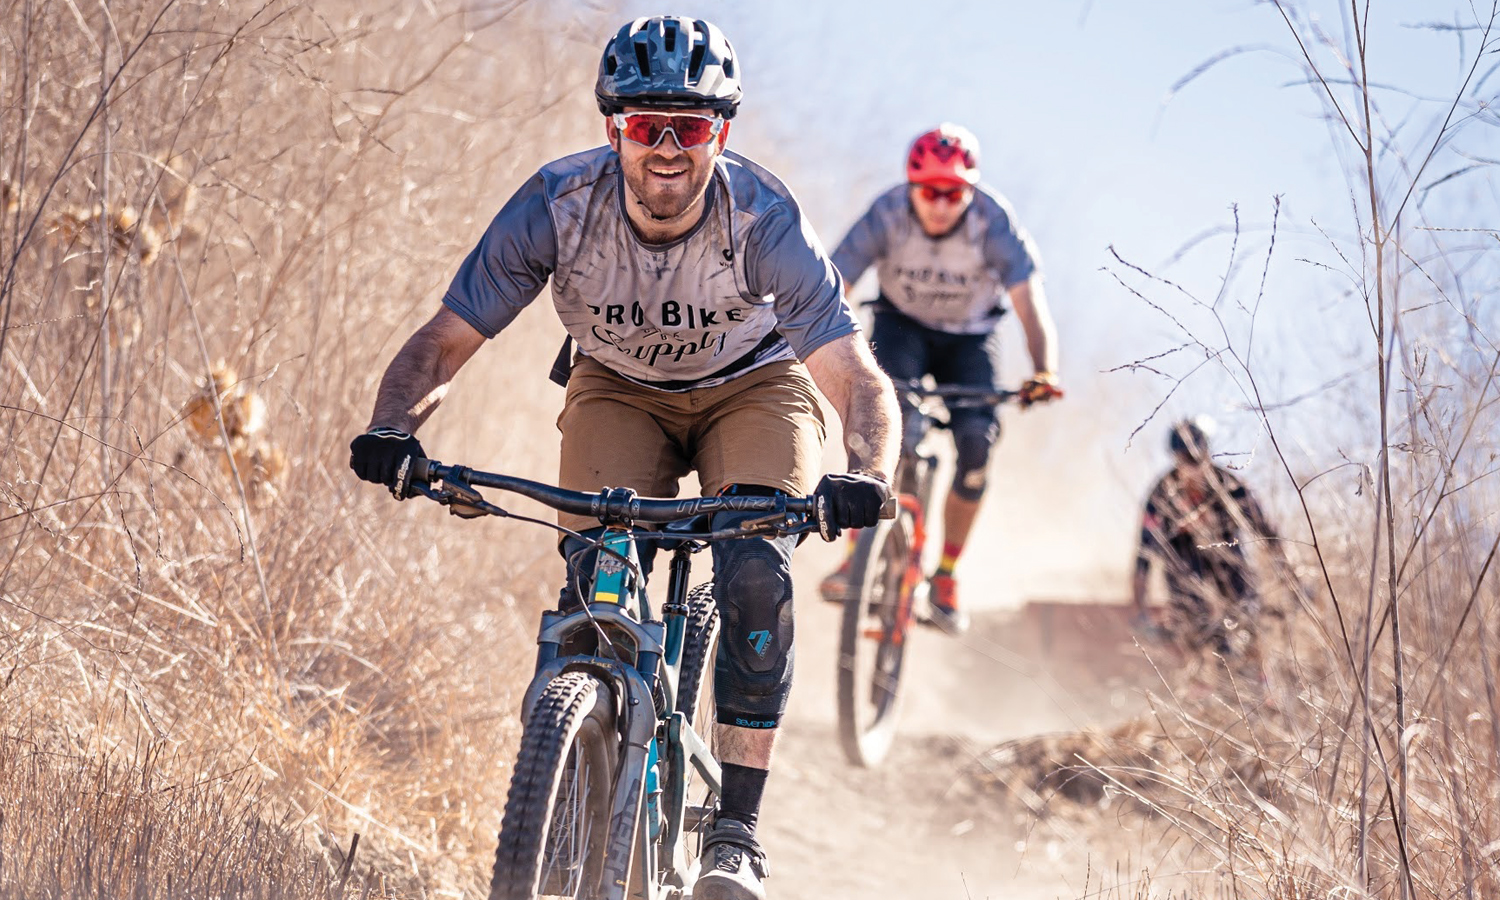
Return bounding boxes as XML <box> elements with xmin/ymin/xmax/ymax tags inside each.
<box><xmin>968</xmin><ymin>3</ymin><xmax>1500</xmax><ymax>898</ymax></box>
<box><xmin>0</xmin><ymin>0</ymin><xmax>606</xmax><ymax>895</ymax></box>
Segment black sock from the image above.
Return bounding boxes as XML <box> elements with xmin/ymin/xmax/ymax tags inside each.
<box><xmin>718</xmin><ymin>763</ymin><xmax>769</xmax><ymax>832</ymax></box>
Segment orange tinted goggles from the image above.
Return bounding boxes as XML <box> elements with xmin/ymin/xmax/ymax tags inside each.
<box><xmin>613</xmin><ymin>112</ymin><xmax>725</xmax><ymax>149</ymax></box>
<box><xmin>914</xmin><ymin>183</ymin><xmax>970</xmax><ymax>203</ymax></box>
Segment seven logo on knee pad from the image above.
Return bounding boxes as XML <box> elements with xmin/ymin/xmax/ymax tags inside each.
<box><xmin>747</xmin><ymin>630</ymin><xmax>772</xmax><ymax>657</ymax></box>
<box><xmin>733</xmin><ymin>717</ymin><xmax>777</xmax><ymax>728</ymax></box>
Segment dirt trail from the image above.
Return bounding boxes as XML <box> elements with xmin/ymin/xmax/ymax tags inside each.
<box><xmin>755</xmin><ymin>543</ymin><xmax>1151</xmax><ymax>900</ymax></box>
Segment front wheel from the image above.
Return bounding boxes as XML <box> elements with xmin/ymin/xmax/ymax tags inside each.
<box><xmin>836</xmin><ymin>513</ymin><xmax>915</xmax><ymax>767</ymax></box>
<box><xmin>490</xmin><ymin>671</ymin><xmax>620</xmax><ymax>900</ymax></box>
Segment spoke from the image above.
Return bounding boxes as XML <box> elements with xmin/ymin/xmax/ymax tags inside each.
<box><xmin>540</xmin><ymin>743</ymin><xmax>595</xmax><ymax>898</ymax></box>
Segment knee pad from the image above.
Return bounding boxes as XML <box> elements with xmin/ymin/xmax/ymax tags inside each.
<box><xmin>711</xmin><ymin>536</ymin><xmax>795</xmax><ymax>728</ymax></box>
<box><xmin>951</xmin><ymin>428</ymin><xmax>995</xmax><ymax>502</ymax></box>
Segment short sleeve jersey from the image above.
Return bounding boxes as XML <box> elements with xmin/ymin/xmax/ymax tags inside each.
<box><xmin>831</xmin><ymin>183</ymin><xmax>1040</xmax><ymax>335</ymax></box>
<box><xmin>442</xmin><ymin>146</ymin><xmax>858</xmax><ymax>390</ymax></box>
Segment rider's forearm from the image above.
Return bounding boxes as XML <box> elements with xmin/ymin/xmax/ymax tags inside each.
<box><xmin>369</xmin><ymin>333</ymin><xmax>452</xmax><ymax>434</ymax></box>
<box><xmin>1009</xmin><ymin>277</ymin><xmax>1058</xmax><ymax>375</ymax></box>
<box><xmin>804</xmin><ymin>334</ymin><xmax>900</xmax><ymax>483</ymax></box>
<box><xmin>839</xmin><ymin>377</ymin><xmax>900</xmax><ymax>482</ymax></box>
<box><xmin>368</xmin><ymin>313</ymin><xmax>481</xmax><ymax>433</ymax></box>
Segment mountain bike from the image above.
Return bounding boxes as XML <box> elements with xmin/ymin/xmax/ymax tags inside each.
<box><xmin>400</xmin><ymin>457</ymin><xmax>856</xmax><ymax>900</ymax></box>
<box><xmin>836</xmin><ymin>381</ymin><xmax>1019</xmax><ymax>768</ymax></box>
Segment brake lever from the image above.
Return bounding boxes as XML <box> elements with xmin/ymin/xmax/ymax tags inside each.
<box><xmin>733</xmin><ymin>510</ymin><xmax>799</xmax><ymax>533</ymax></box>
<box><xmin>682</xmin><ymin>517</ymin><xmax>819</xmax><ymax>542</ymax></box>
<box><xmin>408</xmin><ymin>483</ymin><xmax>443</xmax><ymax>502</ymax></box>
<box><xmin>410</xmin><ymin>478</ymin><xmax>505</xmax><ymax>519</ymax></box>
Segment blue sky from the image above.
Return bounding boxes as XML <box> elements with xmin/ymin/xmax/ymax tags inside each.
<box><xmin>560</xmin><ymin>0</ymin><xmax>1498</xmax><ymax>599</ymax></box>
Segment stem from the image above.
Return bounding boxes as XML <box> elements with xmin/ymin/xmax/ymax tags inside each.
<box><xmin>1352</xmin><ymin>1</ymin><xmax>1412</xmax><ymax>892</ymax></box>
<box><xmin>98</xmin><ymin>4</ymin><xmax>113</xmax><ymax>471</ymax></box>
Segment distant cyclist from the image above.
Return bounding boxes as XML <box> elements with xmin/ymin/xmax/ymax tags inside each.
<box><xmin>819</xmin><ymin>123</ymin><xmax>1062</xmax><ymax>634</ymax></box>
<box><xmin>348</xmin><ymin>16</ymin><xmax>899</xmax><ymax>899</ymax></box>
<box><xmin>1133</xmin><ymin>417</ymin><xmax>1283</xmax><ymax>656</ymax></box>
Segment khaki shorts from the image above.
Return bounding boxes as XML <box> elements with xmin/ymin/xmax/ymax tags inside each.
<box><xmin>556</xmin><ymin>356</ymin><xmax>827</xmax><ymax>532</ymax></box>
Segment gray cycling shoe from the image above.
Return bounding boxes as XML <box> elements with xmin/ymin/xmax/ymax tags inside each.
<box><xmin>694</xmin><ymin>817</ymin><xmax>769</xmax><ymax>900</ymax></box>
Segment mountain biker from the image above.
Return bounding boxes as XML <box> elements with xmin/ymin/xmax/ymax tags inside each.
<box><xmin>347</xmin><ymin>16</ymin><xmax>898</xmax><ymax>900</ymax></box>
<box><xmin>1132</xmin><ymin>417</ymin><xmax>1283</xmax><ymax>656</ymax></box>
<box><xmin>818</xmin><ymin>123</ymin><xmax>1061</xmax><ymax>635</ymax></box>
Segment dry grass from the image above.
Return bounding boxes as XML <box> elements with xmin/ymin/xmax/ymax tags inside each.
<box><xmin>0</xmin><ymin>0</ymin><xmax>604</xmax><ymax>895</ymax></box>
<box><xmin>970</xmin><ymin>4</ymin><xmax>1500</xmax><ymax>898</ymax></box>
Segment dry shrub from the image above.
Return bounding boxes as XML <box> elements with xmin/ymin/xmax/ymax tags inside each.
<box><xmin>0</xmin><ymin>736</ymin><xmax>372</xmax><ymax>898</ymax></box>
<box><xmin>0</xmin><ymin>0</ymin><xmax>607</xmax><ymax>894</ymax></box>
<box><xmin>968</xmin><ymin>4</ymin><xmax>1500</xmax><ymax>898</ymax></box>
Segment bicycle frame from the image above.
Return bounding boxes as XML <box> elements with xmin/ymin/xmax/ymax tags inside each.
<box><xmin>888</xmin><ymin>382</ymin><xmax>1018</xmax><ymax>637</ymax></box>
<box><xmin>403</xmin><ymin>461</ymin><xmax>833</xmax><ymax>898</ymax></box>
<box><xmin>520</xmin><ymin>528</ymin><xmax>720</xmax><ymax>900</ymax></box>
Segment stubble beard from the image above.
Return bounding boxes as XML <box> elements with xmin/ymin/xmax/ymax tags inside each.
<box><xmin>624</xmin><ymin>155</ymin><xmax>711</xmax><ymax>222</ymax></box>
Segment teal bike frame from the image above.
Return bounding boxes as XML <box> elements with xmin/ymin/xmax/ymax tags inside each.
<box><xmin>405</xmin><ymin>460</ymin><xmax>819</xmax><ymax>899</ymax></box>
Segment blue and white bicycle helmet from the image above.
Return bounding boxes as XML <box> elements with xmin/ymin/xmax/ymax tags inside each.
<box><xmin>595</xmin><ymin>16</ymin><xmax>742</xmax><ymax>118</ymax></box>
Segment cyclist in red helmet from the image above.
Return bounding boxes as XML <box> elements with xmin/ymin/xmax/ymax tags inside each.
<box><xmin>819</xmin><ymin>123</ymin><xmax>1062</xmax><ymax>635</ymax></box>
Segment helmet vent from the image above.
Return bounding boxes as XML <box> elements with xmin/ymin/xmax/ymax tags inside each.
<box><xmin>663</xmin><ymin>22</ymin><xmax>677</xmax><ymax>52</ymax></box>
<box><xmin>723</xmin><ymin>54</ymin><xmax>734</xmax><ymax>77</ymax></box>
<box><xmin>605</xmin><ymin>54</ymin><xmax>618</xmax><ymax>75</ymax></box>
<box><xmin>634</xmin><ymin>41</ymin><xmax>652</xmax><ymax>77</ymax></box>
<box><xmin>689</xmin><ymin>20</ymin><xmax>710</xmax><ymax>76</ymax></box>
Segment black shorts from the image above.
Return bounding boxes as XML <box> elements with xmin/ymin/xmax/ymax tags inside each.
<box><xmin>868</xmin><ymin>304</ymin><xmax>1002</xmax><ymax>441</ymax></box>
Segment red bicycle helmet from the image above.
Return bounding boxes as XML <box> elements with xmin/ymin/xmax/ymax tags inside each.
<box><xmin>906</xmin><ymin>123</ymin><xmax>981</xmax><ymax>186</ymax></box>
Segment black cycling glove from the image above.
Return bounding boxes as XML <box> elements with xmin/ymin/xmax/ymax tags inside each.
<box><xmin>349</xmin><ymin>427</ymin><xmax>425</xmax><ymax>498</ymax></box>
<box><xmin>814</xmin><ymin>472</ymin><xmax>891</xmax><ymax>541</ymax></box>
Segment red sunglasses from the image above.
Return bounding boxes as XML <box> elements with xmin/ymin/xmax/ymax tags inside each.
<box><xmin>612</xmin><ymin>112</ymin><xmax>725</xmax><ymax>149</ymax></box>
<box><xmin>913</xmin><ymin>183</ymin><xmax>970</xmax><ymax>203</ymax></box>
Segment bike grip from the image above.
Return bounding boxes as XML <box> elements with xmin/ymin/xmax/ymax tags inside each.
<box><xmin>880</xmin><ymin>496</ymin><xmax>898</xmax><ymax>519</ymax></box>
<box><xmin>409</xmin><ymin>456</ymin><xmax>433</xmax><ymax>484</ymax></box>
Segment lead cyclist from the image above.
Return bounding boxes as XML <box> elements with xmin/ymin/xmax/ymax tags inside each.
<box><xmin>819</xmin><ymin>123</ymin><xmax>1063</xmax><ymax>635</ymax></box>
<box><xmin>347</xmin><ymin>16</ymin><xmax>898</xmax><ymax>900</ymax></box>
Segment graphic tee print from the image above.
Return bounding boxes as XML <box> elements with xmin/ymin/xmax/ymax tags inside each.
<box><xmin>442</xmin><ymin>146</ymin><xmax>857</xmax><ymax>390</ymax></box>
<box><xmin>832</xmin><ymin>183</ymin><xmax>1040</xmax><ymax>335</ymax></box>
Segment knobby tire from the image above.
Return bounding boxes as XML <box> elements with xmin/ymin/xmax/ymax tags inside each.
<box><xmin>490</xmin><ymin>671</ymin><xmax>619</xmax><ymax>900</ymax></box>
<box><xmin>837</xmin><ymin>515</ymin><xmax>912</xmax><ymax>767</ymax></box>
<box><xmin>676</xmin><ymin>583</ymin><xmax>719</xmax><ymax>725</ymax></box>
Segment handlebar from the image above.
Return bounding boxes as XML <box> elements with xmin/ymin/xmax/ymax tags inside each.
<box><xmin>410</xmin><ymin>458</ymin><xmax>816</xmax><ymax>523</ymax></box>
<box><xmin>898</xmin><ymin>380</ymin><xmax>1020</xmax><ymax>408</ymax></box>
<box><xmin>402</xmin><ymin>458</ymin><xmax>895</xmax><ymax>538</ymax></box>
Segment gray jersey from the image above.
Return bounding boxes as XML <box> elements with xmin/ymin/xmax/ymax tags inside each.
<box><xmin>831</xmin><ymin>184</ymin><xmax>1039</xmax><ymax>335</ymax></box>
<box><xmin>443</xmin><ymin>146</ymin><xmax>857</xmax><ymax>390</ymax></box>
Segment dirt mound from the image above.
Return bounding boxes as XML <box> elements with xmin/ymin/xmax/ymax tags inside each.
<box><xmin>966</xmin><ymin>705</ymin><xmax>1280</xmax><ymax>816</ymax></box>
